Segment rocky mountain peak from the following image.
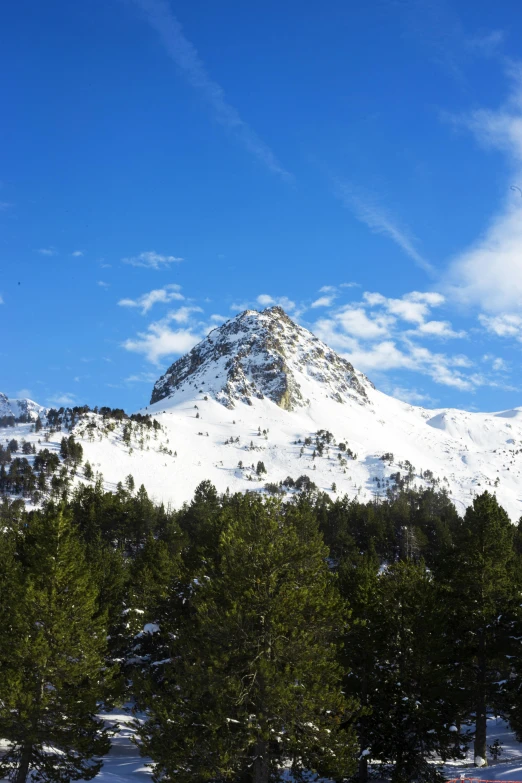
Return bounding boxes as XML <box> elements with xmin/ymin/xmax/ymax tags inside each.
<box><xmin>0</xmin><ymin>392</ymin><xmax>46</xmax><ymax>420</ymax></box>
<box><xmin>150</xmin><ymin>307</ymin><xmax>372</xmax><ymax>410</ymax></box>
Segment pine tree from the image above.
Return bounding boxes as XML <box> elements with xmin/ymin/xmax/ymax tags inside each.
<box><xmin>0</xmin><ymin>506</ymin><xmax>111</xmax><ymax>783</ymax></box>
<box><xmin>138</xmin><ymin>494</ymin><xmax>358</xmax><ymax>783</ymax></box>
<box><xmin>445</xmin><ymin>492</ymin><xmax>519</xmax><ymax>767</ymax></box>
<box><xmin>342</xmin><ymin>557</ymin><xmax>466</xmax><ymax>782</ymax></box>
<box><xmin>338</xmin><ymin>547</ymin><xmax>381</xmax><ymax>783</ymax></box>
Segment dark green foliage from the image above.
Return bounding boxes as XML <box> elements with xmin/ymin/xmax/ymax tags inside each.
<box><xmin>138</xmin><ymin>493</ymin><xmax>359</xmax><ymax>783</ymax></box>
<box><xmin>0</xmin><ymin>507</ymin><xmax>111</xmax><ymax>783</ymax></box>
<box><xmin>2</xmin><ymin>438</ymin><xmax>522</xmax><ymax>783</ymax></box>
<box><xmin>342</xmin><ymin>558</ymin><xmax>467</xmax><ymax>782</ymax></box>
<box><xmin>445</xmin><ymin>492</ymin><xmax>521</xmax><ymax>763</ymax></box>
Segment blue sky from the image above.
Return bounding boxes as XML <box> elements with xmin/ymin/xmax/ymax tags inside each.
<box><xmin>2</xmin><ymin>0</ymin><xmax>522</xmax><ymax>412</ymax></box>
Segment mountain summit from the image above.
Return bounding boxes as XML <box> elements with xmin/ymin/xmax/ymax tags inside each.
<box><xmin>0</xmin><ymin>392</ymin><xmax>45</xmax><ymax>420</ymax></box>
<box><xmin>151</xmin><ymin>306</ymin><xmax>371</xmax><ymax>410</ymax></box>
<box><xmin>4</xmin><ymin>309</ymin><xmax>522</xmax><ymax>522</ymax></box>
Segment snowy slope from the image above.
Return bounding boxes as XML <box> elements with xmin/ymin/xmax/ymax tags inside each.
<box><xmin>0</xmin><ymin>392</ymin><xmax>46</xmax><ymax>420</ymax></box>
<box><xmin>4</xmin><ymin>307</ymin><xmax>522</xmax><ymax>521</ymax></box>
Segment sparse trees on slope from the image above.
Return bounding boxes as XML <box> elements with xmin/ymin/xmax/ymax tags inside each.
<box><xmin>138</xmin><ymin>494</ymin><xmax>359</xmax><ymax>783</ymax></box>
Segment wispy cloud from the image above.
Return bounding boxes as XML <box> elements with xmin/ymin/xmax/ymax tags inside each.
<box><xmin>48</xmin><ymin>392</ymin><xmax>77</xmax><ymax>405</ymax></box>
<box><xmin>465</xmin><ymin>30</ymin><xmax>504</xmax><ymax>57</ymax></box>
<box><xmin>128</xmin><ymin>0</ymin><xmax>292</xmax><ymax>182</ymax></box>
<box><xmin>168</xmin><ymin>305</ymin><xmax>203</xmax><ymax>323</ymax></box>
<box><xmin>15</xmin><ymin>388</ymin><xmax>33</xmax><ymax>399</ymax></box>
<box><xmin>444</xmin><ymin>65</ymin><xmax>522</xmax><ymax>317</ymax></box>
<box><xmin>0</xmin><ymin>295</ymin><xmax>3</xmax><ymax>305</ymax></box>
<box><xmin>119</xmin><ymin>284</ymin><xmax>184</xmax><ymax>313</ymax></box>
<box><xmin>311</xmin><ymin>289</ymin><xmax>486</xmax><ymax>393</ymax></box>
<box><xmin>483</xmin><ymin>354</ymin><xmax>509</xmax><ymax>372</ymax></box>
<box><xmin>123</xmin><ymin>321</ymin><xmax>201</xmax><ymax>364</ymax></box>
<box><xmin>334</xmin><ymin>179</ymin><xmax>434</xmax><ymax>275</ymax></box>
<box><xmin>72</xmin><ymin>250</ymin><xmax>84</xmax><ymax>257</ymax></box>
<box><xmin>122</xmin><ymin>250</ymin><xmax>184</xmax><ymax>269</ymax></box>
<box><xmin>122</xmin><ymin>305</ymin><xmax>206</xmax><ymax>364</ymax></box>
<box><xmin>479</xmin><ymin>313</ymin><xmax>522</xmax><ymax>341</ymax></box>
<box><xmin>311</xmin><ymin>295</ymin><xmax>336</xmax><ymax>308</ymax></box>
<box><xmin>392</xmin><ymin>0</ymin><xmax>504</xmax><ymax>83</ymax></box>
<box><xmin>0</xmin><ymin>202</ymin><xmax>12</xmax><ymax>211</ymax></box>
<box><xmin>389</xmin><ymin>386</ymin><xmax>438</xmax><ymax>407</ymax></box>
<box><xmin>256</xmin><ymin>294</ymin><xmax>296</xmax><ymax>312</ymax></box>
<box><xmin>37</xmin><ymin>247</ymin><xmax>57</xmax><ymax>257</ymax></box>
<box><xmin>125</xmin><ymin>371</ymin><xmax>159</xmax><ymax>384</ymax></box>
<box><xmin>98</xmin><ymin>281</ymin><xmax>110</xmax><ymax>288</ymax></box>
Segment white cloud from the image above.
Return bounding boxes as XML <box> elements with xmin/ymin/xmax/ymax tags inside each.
<box><xmin>122</xmin><ymin>250</ymin><xmax>184</xmax><ymax>269</ymax></box>
<box><xmin>48</xmin><ymin>393</ymin><xmax>77</xmax><ymax>405</ymax></box>
<box><xmin>37</xmin><ymin>247</ymin><xmax>57</xmax><ymax>256</ymax></box>
<box><xmin>335</xmin><ymin>306</ymin><xmax>394</xmax><ymax>340</ymax></box>
<box><xmin>129</xmin><ymin>0</ymin><xmax>292</xmax><ymax>181</ymax></box>
<box><xmin>72</xmin><ymin>250</ymin><xmax>84</xmax><ymax>257</ymax></box>
<box><xmin>363</xmin><ymin>291</ymin><xmax>445</xmax><ymax>324</ymax></box>
<box><xmin>168</xmin><ymin>305</ymin><xmax>203</xmax><ymax>323</ymax></box>
<box><xmin>256</xmin><ymin>294</ymin><xmax>296</xmax><ymax>311</ymax></box>
<box><xmin>0</xmin><ymin>295</ymin><xmax>3</xmax><ymax>304</ymax></box>
<box><xmin>210</xmin><ymin>313</ymin><xmax>227</xmax><ymax>323</ymax></box>
<box><xmin>125</xmin><ymin>372</ymin><xmax>158</xmax><ymax>384</ymax></box>
<box><xmin>119</xmin><ymin>284</ymin><xmax>184</xmax><ymax>314</ymax></box>
<box><xmin>98</xmin><ymin>281</ymin><xmax>110</xmax><ymax>288</ymax></box>
<box><xmin>483</xmin><ymin>354</ymin><xmax>509</xmax><ymax>372</ymax></box>
<box><xmin>390</xmin><ymin>386</ymin><xmax>438</xmax><ymax>407</ymax></box>
<box><xmin>311</xmin><ymin>295</ymin><xmax>335</xmax><ymax>308</ymax></box>
<box><xmin>123</xmin><ymin>323</ymin><xmax>200</xmax><ymax>364</ymax></box>
<box><xmin>312</xmin><ymin>289</ymin><xmax>483</xmax><ymax>392</ymax></box>
<box><xmin>333</xmin><ymin>180</ymin><xmax>434</xmax><ymax>274</ymax></box>
<box><xmin>16</xmin><ymin>388</ymin><xmax>33</xmax><ymax>399</ymax></box>
<box><xmin>445</xmin><ymin>66</ymin><xmax>522</xmax><ymax>312</ymax></box>
<box><xmin>122</xmin><ymin>305</ymin><xmax>206</xmax><ymax>364</ymax></box>
<box><xmin>319</xmin><ymin>285</ymin><xmax>336</xmax><ymax>294</ymax></box>
<box><xmin>479</xmin><ymin>313</ymin><xmax>522</xmax><ymax>340</ymax></box>
<box><xmin>415</xmin><ymin>320</ymin><xmax>466</xmax><ymax>339</ymax></box>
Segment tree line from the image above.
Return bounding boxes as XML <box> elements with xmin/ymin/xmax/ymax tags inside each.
<box><xmin>2</xmin><ymin>482</ymin><xmax>522</xmax><ymax>783</ymax></box>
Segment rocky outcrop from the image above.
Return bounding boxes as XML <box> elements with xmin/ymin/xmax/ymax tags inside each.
<box><xmin>151</xmin><ymin>306</ymin><xmax>371</xmax><ymax>410</ymax></box>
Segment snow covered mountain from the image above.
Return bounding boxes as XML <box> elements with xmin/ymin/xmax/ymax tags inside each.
<box><xmin>4</xmin><ymin>307</ymin><xmax>522</xmax><ymax>521</ymax></box>
<box><xmin>151</xmin><ymin>306</ymin><xmax>371</xmax><ymax>410</ymax></box>
<box><xmin>0</xmin><ymin>392</ymin><xmax>46</xmax><ymax>420</ymax></box>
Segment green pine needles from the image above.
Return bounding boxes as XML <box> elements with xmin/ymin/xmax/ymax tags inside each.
<box><xmin>0</xmin><ymin>508</ymin><xmax>111</xmax><ymax>783</ymax></box>
<box><xmin>137</xmin><ymin>494</ymin><xmax>359</xmax><ymax>783</ymax></box>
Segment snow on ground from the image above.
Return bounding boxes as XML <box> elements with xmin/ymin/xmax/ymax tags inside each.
<box><xmin>0</xmin><ymin>709</ymin><xmax>151</xmax><ymax>783</ymax></box>
<box><xmin>0</xmin><ymin>393</ymin><xmax>44</xmax><ymax>420</ymax></box>
<box><xmin>444</xmin><ymin>717</ymin><xmax>522</xmax><ymax>780</ymax></box>
<box><xmin>92</xmin><ymin>710</ymin><xmax>151</xmax><ymax>783</ymax></box>
<box><xmin>4</xmin><ymin>377</ymin><xmax>522</xmax><ymax>521</ymax></box>
<box><xmin>3</xmin><ymin>308</ymin><xmax>522</xmax><ymax>520</ymax></box>
<box><xmin>86</xmin><ymin>712</ymin><xmax>522</xmax><ymax>783</ymax></box>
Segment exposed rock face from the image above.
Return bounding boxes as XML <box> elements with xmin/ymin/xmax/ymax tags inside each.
<box><xmin>151</xmin><ymin>306</ymin><xmax>372</xmax><ymax>410</ymax></box>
